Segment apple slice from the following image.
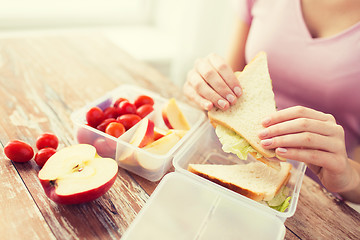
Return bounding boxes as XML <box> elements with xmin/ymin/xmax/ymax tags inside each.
<box><xmin>143</xmin><ymin>131</ymin><xmax>181</xmax><ymax>155</ymax></box>
<box><xmin>135</xmin><ymin>132</ymin><xmax>181</xmax><ymax>171</ymax></box>
<box><xmin>129</xmin><ymin>118</ymin><xmax>155</xmax><ymax>148</ymax></box>
<box><xmin>162</xmin><ymin>98</ymin><xmax>190</xmax><ymax>130</ymax></box>
<box><xmin>38</xmin><ymin>144</ymin><xmax>118</xmax><ymax>205</ymax></box>
<box><xmin>167</xmin><ymin>129</ymin><xmax>188</xmax><ymax>138</ymax></box>
<box><xmin>117</xmin><ymin>149</ymin><xmax>140</xmax><ymax>168</ymax></box>
<box><xmin>118</xmin><ymin>118</ymin><xmax>154</xmax><ymax>167</ymax></box>
<box><xmin>154</xmin><ymin>127</ymin><xmax>168</xmax><ymax>141</ymax></box>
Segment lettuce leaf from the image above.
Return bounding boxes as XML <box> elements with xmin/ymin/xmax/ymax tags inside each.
<box><xmin>215</xmin><ymin>125</ymin><xmax>291</xmax><ymax>212</ymax></box>
<box><xmin>266</xmin><ymin>186</ymin><xmax>291</xmax><ymax>212</ymax></box>
<box><xmin>215</xmin><ymin>125</ymin><xmax>262</xmax><ymax>160</ymax></box>
<box><xmin>269</xmin><ymin>197</ymin><xmax>290</xmax><ymax>212</ymax></box>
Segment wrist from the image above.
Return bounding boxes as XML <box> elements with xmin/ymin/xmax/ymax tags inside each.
<box><xmin>338</xmin><ymin>159</ymin><xmax>360</xmax><ymax>203</ymax></box>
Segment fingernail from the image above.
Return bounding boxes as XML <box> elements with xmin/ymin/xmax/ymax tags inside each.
<box><xmin>203</xmin><ymin>102</ymin><xmax>212</xmax><ymax>110</ymax></box>
<box><xmin>234</xmin><ymin>86</ymin><xmax>242</xmax><ymax>97</ymax></box>
<box><xmin>261</xmin><ymin>139</ymin><xmax>273</xmax><ymax>146</ymax></box>
<box><xmin>277</xmin><ymin>147</ymin><xmax>287</xmax><ymax>153</ymax></box>
<box><xmin>258</xmin><ymin>129</ymin><xmax>268</xmax><ymax>138</ymax></box>
<box><xmin>262</xmin><ymin>117</ymin><xmax>271</xmax><ymax>126</ymax></box>
<box><xmin>218</xmin><ymin>99</ymin><xmax>227</xmax><ymax>109</ymax></box>
<box><xmin>226</xmin><ymin>94</ymin><xmax>235</xmax><ymax>103</ymax></box>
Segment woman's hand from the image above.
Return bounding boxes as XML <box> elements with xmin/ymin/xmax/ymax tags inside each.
<box><xmin>258</xmin><ymin>106</ymin><xmax>359</xmax><ymax>194</ymax></box>
<box><xmin>183</xmin><ymin>53</ymin><xmax>242</xmax><ymax>111</ymax></box>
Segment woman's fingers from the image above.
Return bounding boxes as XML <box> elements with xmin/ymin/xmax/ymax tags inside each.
<box><xmin>259</xmin><ymin>106</ymin><xmax>346</xmax><ymax>154</ymax></box>
<box><xmin>196</xmin><ymin>54</ymin><xmax>242</xmax><ymax>104</ymax></box>
<box><xmin>207</xmin><ymin>53</ymin><xmax>242</xmax><ymax>97</ymax></box>
<box><xmin>274</xmin><ymin>147</ymin><xmax>345</xmax><ymax>174</ymax></box>
<box><xmin>183</xmin><ymin>53</ymin><xmax>242</xmax><ymax>111</ymax></box>
<box><xmin>278</xmin><ymin>146</ymin><xmax>352</xmax><ymax>193</ymax></box>
<box><xmin>183</xmin><ymin>80</ymin><xmax>213</xmax><ymax>110</ymax></box>
<box><xmin>259</xmin><ymin>118</ymin><xmax>341</xmax><ymax>139</ymax></box>
<box><xmin>187</xmin><ymin>69</ymin><xmax>230</xmax><ymax>109</ymax></box>
<box><xmin>196</xmin><ymin>59</ymin><xmax>236</xmax><ymax>107</ymax></box>
<box><xmin>262</xmin><ymin>106</ymin><xmax>336</xmax><ymax>127</ymax></box>
<box><xmin>258</xmin><ymin>105</ymin><xmax>350</xmax><ymax>192</ymax></box>
<box><xmin>260</xmin><ymin>131</ymin><xmax>344</xmax><ymax>153</ymax></box>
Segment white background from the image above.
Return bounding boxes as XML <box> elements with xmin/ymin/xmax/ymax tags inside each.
<box><xmin>0</xmin><ymin>0</ymin><xmax>237</xmax><ymax>87</ymax></box>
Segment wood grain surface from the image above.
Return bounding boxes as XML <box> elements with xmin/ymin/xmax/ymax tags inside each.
<box><xmin>285</xmin><ymin>177</ymin><xmax>360</xmax><ymax>240</ymax></box>
<box><xmin>0</xmin><ymin>33</ymin><xmax>358</xmax><ymax>240</ymax></box>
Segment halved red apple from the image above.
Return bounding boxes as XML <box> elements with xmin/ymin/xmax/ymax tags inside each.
<box><xmin>162</xmin><ymin>98</ymin><xmax>190</xmax><ymax>130</ymax></box>
<box><xmin>38</xmin><ymin>144</ymin><xmax>118</xmax><ymax>205</ymax></box>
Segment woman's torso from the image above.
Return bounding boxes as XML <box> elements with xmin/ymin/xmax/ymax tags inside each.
<box><xmin>244</xmin><ymin>0</ymin><xmax>360</xmax><ymax>156</ymax></box>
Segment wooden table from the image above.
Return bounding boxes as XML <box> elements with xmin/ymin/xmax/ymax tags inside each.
<box><xmin>0</xmin><ymin>33</ymin><xmax>359</xmax><ymax>240</ymax></box>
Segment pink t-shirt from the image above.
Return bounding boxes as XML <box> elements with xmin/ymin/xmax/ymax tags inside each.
<box><xmin>239</xmin><ymin>0</ymin><xmax>360</xmax><ymax>157</ymax></box>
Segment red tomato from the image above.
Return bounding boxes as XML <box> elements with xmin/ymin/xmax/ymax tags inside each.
<box><xmin>86</xmin><ymin>107</ymin><xmax>105</xmax><ymax>128</ymax></box>
<box><xmin>36</xmin><ymin>133</ymin><xmax>59</xmax><ymax>150</ymax></box>
<box><xmin>103</xmin><ymin>107</ymin><xmax>119</xmax><ymax>119</ymax></box>
<box><xmin>34</xmin><ymin>147</ymin><xmax>57</xmax><ymax>167</ymax></box>
<box><xmin>117</xmin><ymin>114</ymin><xmax>141</xmax><ymax>130</ymax></box>
<box><xmin>136</xmin><ymin>104</ymin><xmax>154</xmax><ymax>118</ymax></box>
<box><xmin>96</xmin><ymin>118</ymin><xmax>117</xmax><ymax>132</ymax></box>
<box><xmin>117</xmin><ymin>101</ymin><xmax>137</xmax><ymax>115</ymax></box>
<box><xmin>113</xmin><ymin>97</ymin><xmax>128</xmax><ymax>108</ymax></box>
<box><xmin>105</xmin><ymin>122</ymin><xmax>126</xmax><ymax>138</ymax></box>
<box><xmin>134</xmin><ymin>95</ymin><xmax>154</xmax><ymax>108</ymax></box>
<box><xmin>4</xmin><ymin>140</ymin><xmax>34</xmax><ymax>163</ymax></box>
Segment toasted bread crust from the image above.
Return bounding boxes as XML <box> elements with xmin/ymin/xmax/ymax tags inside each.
<box><xmin>188</xmin><ymin>165</ymin><xmax>264</xmax><ymax>201</ymax></box>
<box><xmin>188</xmin><ymin>163</ymin><xmax>292</xmax><ymax>202</ymax></box>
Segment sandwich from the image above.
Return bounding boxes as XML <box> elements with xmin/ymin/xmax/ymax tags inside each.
<box><xmin>188</xmin><ymin>161</ymin><xmax>292</xmax><ymax>211</ymax></box>
<box><xmin>186</xmin><ymin>52</ymin><xmax>292</xmax><ymax>211</ymax></box>
<box><xmin>208</xmin><ymin>51</ymin><xmax>285</xmax><ymax>168</ymax></box>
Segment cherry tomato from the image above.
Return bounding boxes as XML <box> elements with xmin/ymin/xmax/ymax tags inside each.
<box><xmin>117</xmin><ymin>114</ymin><xmax>141</xmax><ymax>130</ymax></box>
<box><xmin>113</xmin><ymin>97</ymin><xmax>128</xmax><ymax>108</ymax></box>
<box><xmin>134</xmin><ymin>95</ymin><xmax>154</xmax><ymax>108</ymax></box>
<box><xmin>36</xmin><ymin>133</ymin><xmax>59</xmax><ymax>150</ymax></box>
<box><xmin>34</xmin><ymin>147</ymin><xmax>56</xmax><ymax>167</ymax></box>
<box><xmin>103</xmin><ymin>107</ymin><xmax>119</xmax><ymax>119</ymax></box>
<box><xmin>105</xmin><ymin>122</ymin><xmax>126</xmax><ymax>138</ymax></box>
<box><xmin>4</xmin><ymin>140</ymin><xmax>34</xmax><ymax>163</ymax></box>
<box><xmin>117</xmin><ymin>101</ymin><xmax>137</xmax><ymax>116</ymax></box>
<box><xmin>96</xmin><ymin>118</ymin><xmax>117</xmax><ymax>132</ymax></box>
<box><xmin>136</xmin><ymin>104</ymin><xmax>154</xmax><ymax>118</ymax></box>
<box><xmin>86</xmin><ymin>106</ymin><xmax>105</xmax><ymax>128</ymax></box>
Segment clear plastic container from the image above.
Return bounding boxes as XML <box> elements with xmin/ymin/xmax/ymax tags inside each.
<box><xmin>173</xmin><ymin>122</ymin><xmax>307</xmax><ymax>222</ymax></box>
<box><xmin>120</xmin><ymin>103</ymin><xmax>306</xmax><ymax>239</ymax></box>
<box><xmin>71</xmin><ymin>84</ymin><xmax>207</xmax><ymax>181</ymax></box>
<box><xmin>121</xmin><ymin>172</ymin><xmax>286</xmax><ymax>240</ymax></box>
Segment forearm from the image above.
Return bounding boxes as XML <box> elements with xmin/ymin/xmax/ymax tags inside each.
<box><xmin>339</xmin><ymin>159</ymin><xmax>360</xmax><ymax>203</ymax></box>
<box><xmin>225</xmin><ymin>17</ymin><xmax>250</xmax><ymax>72</ymax></box>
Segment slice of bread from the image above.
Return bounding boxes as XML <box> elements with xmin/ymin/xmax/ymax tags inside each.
<box><xmin>208</xmin><ymin>52</ymin><xmax>278</xmax><ymax>160</ymax></box>
<box><xmin>188</xmin><ymin>162</ymin><xmax>292</xmax><ymax>201</ymax></box>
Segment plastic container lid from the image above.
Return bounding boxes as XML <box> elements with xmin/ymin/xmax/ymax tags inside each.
<box><xmin>121</xmin><ymin>172</ymin><xmax>286</xmax><ymax>240</ymax></box>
